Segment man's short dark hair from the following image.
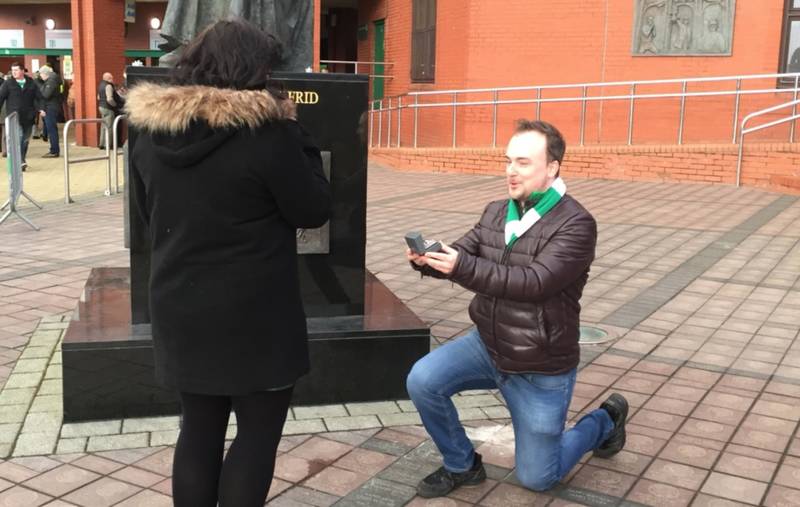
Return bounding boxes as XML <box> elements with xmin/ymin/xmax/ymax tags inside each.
<box><xmin>171</xmin><ymin>18</ymin><xmax>283</xmax><ymax>91</ymax></box>
<box><xmin>10</xmin><ymin>62</ymin><xmax>21</xmax><ymax>70</ymax></box>
<box><xmin>514</xmin><ymin>120</ymin><xmax>566</xmax><ymax>165</ymax></box>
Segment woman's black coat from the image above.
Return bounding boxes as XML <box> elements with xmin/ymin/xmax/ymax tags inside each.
<box><xmin>126</xmin><ymin>83</ymin><xmax>331</xmax><ymax>395</ymax></box>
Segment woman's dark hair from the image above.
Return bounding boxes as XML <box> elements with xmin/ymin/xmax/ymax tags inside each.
<box><xmin>171</xmin><ymin>19</ymin><xmax>283</xmax><ymax>90</ymax></box>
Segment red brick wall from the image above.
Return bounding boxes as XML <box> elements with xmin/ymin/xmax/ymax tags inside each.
<box><xmin>0</xmin><ymin>3</ymin><xmax>167</xmax><ymax>50</ymax></box>
<box><xmin>124</xmin><ymin>3</ymin><xmax>168</xmax><ymax>50</ymax></box>
<box><xmin>71</xmin><ymin>0</ymin><xmax>125</xmax><ymax>145</ymax></box>
<box><xmin>362</xmin><ymin>0</ymin><xmax>796</xmax><ymax>148</ymax></box>
<box><xmin>370</xmin><ymin>143</ymin><xmax>800</xmax><ymax>195</ymax></box>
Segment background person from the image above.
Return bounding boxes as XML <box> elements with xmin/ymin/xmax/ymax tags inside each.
<box><xmin>39</xmin><ymin>65</ymin><xmax>62</xmax><ymax>157</ymax></box>
<box><xmin>126</xmin><ymin>19</ymin><xmax>331</xmax><ymax>507</ymax></box>
<box><xmin>0</xmin><ymin>62</ymin><xmax>46</xmax><ymax>170</ymax></box>
<box><xmin>97</xmin><ymin>72</ymin><xmax>123</xmax><ymax>149</ymax></box>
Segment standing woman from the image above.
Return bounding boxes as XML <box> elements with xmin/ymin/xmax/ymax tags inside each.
<box><xmin>125</xmin><ymin>19</ymin><xmax>331</xmax><ymax>507</ymax></box>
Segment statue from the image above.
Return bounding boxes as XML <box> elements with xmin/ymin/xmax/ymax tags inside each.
<box><xmin>158</xmin><ymin>0</ymin><xmax>313</xmax><ymax>71</ymax></box>
<box><xmin>639</xmin><ymin>15</ymin><xmax>659</xmax><ymax>54</ymax></box>
<box><xmin>670</xmin><ymin>7</ymin><xmax>693</xmax><ymax>51</ymax></box>
<box><xmin>700</xmin><ymin>18</ymin><xmax>725</xmax><ymax>53</ymax></box>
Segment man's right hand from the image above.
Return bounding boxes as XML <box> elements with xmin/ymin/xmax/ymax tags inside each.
<box><xmin>406</xmin><ymin>248</ymin><xmax>427</xmax><ymax>267</ymax></box>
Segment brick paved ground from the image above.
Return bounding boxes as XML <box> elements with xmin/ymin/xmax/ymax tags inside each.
<box><xmin>0</xmin><ymin>157</ymin><xmax>799</xmax><ymax>506</ymax></box>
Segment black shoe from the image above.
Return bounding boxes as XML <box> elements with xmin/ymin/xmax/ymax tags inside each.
<box><xmin>32</xmin><ymin>134</ymin><xmax>40</xmax><ymax>139</ymax></box>
<box><xmin>41</xmin><ymin>152</ymin><xmax>59</xmax><ymax>158</ymax></box>
<box><xmin>417</xmin><ymin>453</ymin><xmax>486</xmax><ymax>498</ymax></box>
<box><xmin>21</xmin><ymin>162</ymin><xmax>27</xmax><ymax>171</ymax></box>
<box><xmin>594</xmin><ymin>393</ymin><xmax>628</xmax><ymax>459</ymax></box>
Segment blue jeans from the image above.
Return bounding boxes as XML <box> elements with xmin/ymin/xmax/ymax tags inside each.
<box><xmin>44</xmin><ymin>105</ymin><xmax>59</xmax><ymax>155</ymax></box>
<box><xmin>406</xmin><ymin>328</ymin><xmax>614</xmax><ymax>491</ymax></box>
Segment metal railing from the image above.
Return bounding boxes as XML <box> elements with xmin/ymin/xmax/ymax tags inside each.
<box><xmin>736</xmin><ymin>98</ymin><xmax>800</xmax><ymax>187</ymax></box>
<box><xmin>111</xmin><ymin>115</ymin><xmax>127</xmax><ymax>194</ymax></box>
<box><xmin>63</xmin><ymin>119</ymin><xmax>118</xmax><ymax>204</ymax></box>
<box><xmin>1</xmin><ymin>112</ymin><xmax>41</xmax><ymax>230</ymax></box>
<box><xmin>319</xmin><ymin>60</ymin><xmax>394</xmax><ymax>79</ymax></box>
<box><xmin>369</xmin><ymin>71</ymin><xmax>800</xmax><ymax>149</ymax></box>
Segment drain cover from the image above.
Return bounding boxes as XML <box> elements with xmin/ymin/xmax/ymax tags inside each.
<box><xmin>579</xmin><ymin>325</ymin><xmax>612</xmax><ymax>344</ymax></box>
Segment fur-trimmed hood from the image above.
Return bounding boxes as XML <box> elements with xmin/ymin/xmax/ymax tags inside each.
<box><xmin>125</xmin><ymin>83</ymin><xmax>296</xmax><ymax>133</ymax></box>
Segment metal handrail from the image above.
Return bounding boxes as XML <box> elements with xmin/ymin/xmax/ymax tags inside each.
<box><xmin>63</xmin><ymin>119</ymin><xmax>111</xmax><ymax>204</ymax></box>
<box><xmin>404</xmin><ymin>71</ymin><xmax>800</xmax><ymax>97</ymax></box>
<box><xmin>319</xmin><ymin>59</ymin><xmax>394</xmax><ymax>79</ymax></box>
<box><xmin>736</xmin><ymin>98</ymin><xmax>800</xmax><ymax>187</ymax></box>
<box><xmin>111</xmin><ymin>115</ymin><xmax>127</xmax><ymax>194</ymax></box>
<box><xmin>368</xmin><ymin>71</ymin><xmax>800</xmax><ymax>149</ymax></box>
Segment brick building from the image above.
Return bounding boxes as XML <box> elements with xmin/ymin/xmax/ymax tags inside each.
<box><xmin>356</xmin><ymin>0</ymin><xmax>800</xmax><ymax>192</ymax></box>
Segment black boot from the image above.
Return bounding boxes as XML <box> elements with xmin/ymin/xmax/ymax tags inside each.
<box><xmin>417</xmin><ymin>452</ymin><xmax>486</xmax><ymax>498</ymax></box>
<box><xmin>594</xmin><ymin>393</ymin><xmax>628</xmax><ymax>459</ymax></box>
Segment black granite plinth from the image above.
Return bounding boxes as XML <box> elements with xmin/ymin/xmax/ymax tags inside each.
<box><xmin>62</xmin><ymin>268</ymin><xmax>430</xmax><ymax>422</ymax></box>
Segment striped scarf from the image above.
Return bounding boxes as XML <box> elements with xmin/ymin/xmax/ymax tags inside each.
<box><xmin>504</xmin><ymin>178</ymin><xmax>566</xmax><ymax>247</ymax></box>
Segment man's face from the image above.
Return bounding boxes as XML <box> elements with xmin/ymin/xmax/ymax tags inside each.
<box><xmin>504</xmin><ymin>131</ymin><xmax>559</xmax><ymax>200</ymax></box>
<box><xmin>10</xmin><ymin>66</ymin><xmax>23</xmax><ymax>80</ymax></box>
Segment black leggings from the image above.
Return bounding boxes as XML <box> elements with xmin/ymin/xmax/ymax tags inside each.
<box><xmin>172</xmin><ymin>388</ymin><xmax>293</xmax><ymax>507</ymax></box>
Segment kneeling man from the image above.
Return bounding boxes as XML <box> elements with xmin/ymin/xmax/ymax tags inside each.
<box><xmin>406</xmin><ymin>120</ymin><xmax>628</xmax><ymax>497</ymax></box>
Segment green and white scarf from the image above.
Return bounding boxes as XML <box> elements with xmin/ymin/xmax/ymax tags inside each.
<box><xmin>504</xmin><ymin>177</ymin><xmax>566</xmax><ymax>247</ymax></box>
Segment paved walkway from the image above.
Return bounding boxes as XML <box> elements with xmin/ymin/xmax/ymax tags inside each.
<box><xmin>0</xmin><ymin>161</ymin><xmax>799</xmax><ymax>506</ymax></box>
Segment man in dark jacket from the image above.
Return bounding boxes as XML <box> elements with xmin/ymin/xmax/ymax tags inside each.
<box><xmin>0</xmin><ymin>63</ymin><xmax>45</xmax><ymax>170</ymax></box>
<box><xmin>97</xmin><ymin>72</ymin><xmax>122</xmax><ymax>149</ymax></box>
<box><xmin>405</xmin><ymin>120</ymin><xmax>628</xmax><ymax>497</ymax></box>
<box><xmin>38</xmin><ymin>66</ymin><xmax>62</xmax><ymax>157</ymax></box>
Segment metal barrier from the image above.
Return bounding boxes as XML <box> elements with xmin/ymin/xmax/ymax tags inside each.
<box><xmin>369</xmin><ymin>71</ymin><xmax>800</xmax><ymax>149</ymax></box>
<box><xmin>0</xmin><ymin>112</ymin><xmax>41</xmax><ymax>230</ymax></box>
<box><xmin>736</xmin><ymin>98</ymin><xmax>800</xmax><ymax>187</ymax></box>
<box><xmin>63</xmin><ymin>119</ymin><xmax>112</xmax><ymax>204</ymax></box>
<box><xmin>319</xmin><ymin>60</ymin><xmax>394</xmax><ymax>79</ymax></box>
<box><xmin>111</xmin><ymin>115</ymin><xmax>127</xmax><ymax>194</ymax></box>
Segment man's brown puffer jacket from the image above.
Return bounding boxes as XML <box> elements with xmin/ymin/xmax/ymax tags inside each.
<box><xmin>420</xmin><ymin>195</ymin><xmax>597</xmax><ymax>374</ymax></box>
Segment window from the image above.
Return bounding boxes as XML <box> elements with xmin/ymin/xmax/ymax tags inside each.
<box><xmin>780</xmin><ymin>0</ymin><xmax>800</xmax><ymax>82</ymax></box>
<box><xmin>411</xmin><ymin>0</ymin><xmax>436</xmax><ymax>82</ymax></box>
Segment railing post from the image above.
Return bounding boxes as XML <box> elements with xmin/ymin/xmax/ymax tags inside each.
<box><xmin>354</xmin><ymin>62</ymin><xmax>358</xmax><ymax>75</ymax></box>
<box><xmin>63</xmin><ymin>120</ymin><xmax>72</xmax><ymax>204</ymax></box>
<box><xmin>387</xmin><ymin>98</ymin><xmax>392</xmax><ymax>148</ymax></box>
<box><xmin>397</xmin><ymin>96</ymin><xmax>402</xmax><ymax>147</ymax></box>
<box><xmin>627</xmin><ymin>83</ymin><xmax>636</xmax><ymax>145</ymax></box>
<box><xmin>492</xmin><ymin>90</ymin><xmax>498</xmax><ymax>148</ymax></box>
<box><xmin>536</xmin><ymin>88</ymin><xmax>542</xmax><ymax>120</ymax></box>
<box><xmin>678</xmin><ymin>81</ymin><xmax>687</xmax><ymax>145</ymax></box>
<box><xmin>112</xmin><ymin>115</ymin><xmax>126</xmax><ymax>194</ymax></box>
<box><xmin>104</xmin><ymin>126</ymin><xmax>112</xmax><ymax>197</ymax></box>
<box><xmin>377</xmin><ymin>100</ymin><xmax>383</xmax><ymax>148</ymax></box>
<box><xmin>737</xmin><ymin>127</ymin><xmax>745</xmax><ymax>187</ymax></box>
<box><xmin>791</xmin><ymin>75</ymin><xmax>799</xmax><ymax>142</ymax></box>
<box><xmin>368</xmin><ymin>103</ymin><xmax>374</xmax><ymax>147</ymax></box>
<box><xmin>579</xmin><ymin>86</ymin><xmax>587</xmax><ymax>146</ymax></box>
<box><xmin>732</xmin><ymin>79</ymin><xmax>742</xmax><ymax>144</ymax></box>
<box><xmin>413</xmin><ymin>95</ymin><xmax>419</xmax><ymax>148</ymax></box>
<box><xmin>452</xmin><ymin>92</ymin><xmax>457</xmax><ymax>148</ymax></box>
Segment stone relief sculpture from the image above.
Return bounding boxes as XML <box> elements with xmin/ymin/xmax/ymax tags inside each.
<box><xmin>632</xmin><ymin>0</ymin><xmax>734</xmax><ymax>56</ymax></box>
<box><xmin>701</xmin><ymin>19</ymin><xmax>726</xmax><ymax>52</ymax></box>
<box><xmin>639</xmin><ymin>15</ymin><xmax>659</xmax><ymax>54</ymax></box>
<box><xmin>670</xmin><ymin>5</ymin><xmax>693</xmax><ymax>51</ymax></box>
<box><xmin>158</xmin><ymin>0</ymin><xmax>313</xmax><ymax>70</ymax></box>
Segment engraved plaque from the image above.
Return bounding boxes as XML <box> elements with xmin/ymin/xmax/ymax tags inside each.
<box><xmin>632</xmin><ymin>0</ymin><xmax>735</xmax><ymax>56</ymax></box>
<box><xmin>297</xmin><ymin>150</ymin><xmax>331</xmax><ymax>254</ymax></box>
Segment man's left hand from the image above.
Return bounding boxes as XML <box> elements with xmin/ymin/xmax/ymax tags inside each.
<box><xmin>424</xmin><ymin>243</ymin><xmax>459</xmax><ymax>275</ymax></box>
